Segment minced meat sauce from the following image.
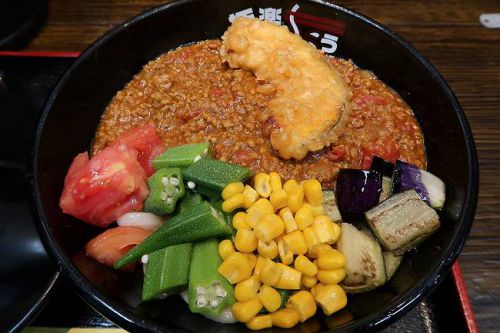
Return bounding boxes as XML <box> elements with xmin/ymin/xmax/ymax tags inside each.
<box><xmin>93</xmin><ymin>40</ymin><xmax>425</xmax><ymax>188</ymax></box>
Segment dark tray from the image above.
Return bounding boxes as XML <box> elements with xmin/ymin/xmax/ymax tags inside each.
<box><xmin>0</xmin><ymin>53</ymin><xmax>477</xmax><ymax>333</ymax></box>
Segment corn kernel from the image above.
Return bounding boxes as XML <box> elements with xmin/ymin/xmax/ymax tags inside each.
<box><xmin>303</xmin><ymin>227</ymin><xmax>320</xmax><ymax>253</ymax></box>
<box><xmin>257</xmin><ymin>240</ymin><xmax>278</xmax><ymax>259</ymax></box>
<box><xmin>295</xmin><ymin>205</ymin><xmax>314</xmax><ymax>230</ymax></box>
<box><xmin>294</xmin><ymin>255</ymin><xmax>318</xmax><ymax>277</ymax></box>
<box><xmin>222</xmin><ymin>193</ymin><xmax>245</xmax><ymax>213</ymax></box>
<box><xmin>254</xmin><ymin>214</ymin><xmax>285</xmax><ymax>242</ymax></box>
<box><xmin>271</xmin><ymin>308</ymin><xmax>300</xmax><ymax>328</ymax></box>
<box><xmin>303</xmin><ymin>179</ymin><xmax>323</xmax><ymax>205</ymax></box>
<box><xmin>246</xmin><ymin>253</ymin><xmax>257</xmax><ymax>271</ymax></box>
<box><xmin>317</xmin><ymin>269</ymin><xmax>346</xmax><ymax>285</ymax></box>
<box><xmin>218</xmin><ymin>252</ymin><xmax>252</xmax><ymax>284</ymax></box>
<box><xmin>302</xmin><ymin>202</ymin><xmax>324</xmax><ymax>216</ymax></box>
<box><xmin>317</xmin><ymin>249</ymin><xmax>346</xmax><ymax>270</ymax></box>
<box><xmin>287</xmin><ymin>185</ymin><xmax>304</xmax><ymax>213</ymax></box>
<box><xmin>283</xmin><ymin>179</ymin><xmax>299</xmax><ymax>193</ymax></box>
<box><xmin>235</xmin><ymin>276</ymin><xmax>261</xmax><ymax>302</ymax></box>
<box><xmin>310</xmin><ymin>283</ymin><xmax>325</xmax><ymax>298</ymax></box>
<box><xmin>246</xmin><ymin>198</ymin><xmax>274</xmax><ymax>227</ymax></box>
<box><xmin>282</xmin><ymin>230</ymin><xmax>307</xmax><ymax>255</ymax></box>
<box><xmin>308</xmin><ymin>244</ymin><xmax>333</xmax><ymax>259</ymax></box>
<box><xmin>277</xmin><ymin>238</ymin><xmax>293</xmax><ymax>265</ymax></box>
<box><xmin>258</xmin><ymin>285</ymin><xmax>281</xmax><ymax>312</ymax></box>
<box><xmin>269</xmin><ymin>172</ymin><xmax>282</xmax><ymax>193</ymax></box>
<box><xmin>218</xmin><ymin>239</ymin><xmax>234</xmax><ymax>260</ymax></box>
<box><xmin>301</xmin><ymin>275</ymin><xmax>318</xmax><ymax>288</ymax></box>
<box><xmin>235</xmin><ymin>229</ymin><xmax>258</xmax><ymax>253</ymax></box>
<box><xmin>232</xmin><ymin>211</ymin><xmax>250</xmax><ymax>230</ymax></box>
<box><xmin>243</xmin><ymin>185</ymin><xmax>260</xmax><ymax>209</ymax></box>
<box><xmin>222</xmin><ymin>182</ymin><xmax>244</xmax><ymax>200</ymax></box>
<box><xmin>260</xmin><ymin>258</ymin><xmax>283</xmax><ymax>286</ymax></box>
<box><xmin>286</xmin><ymin>290</ymin><xmax>317</xmax><ymax>322</ymax></box>
<box><xmin>246</xmin><ymin>314</ymin><xmax>273</xmax><ymax>330</ymax></box>
<box><xmin>279</xmin><ymin>207</ymin><xmax>298</xmax><ymax>233</ymax></box>
<box><xmin>253</xmin><ymin>256</ymin><xmax>266</xmax><ymax>278</ymax></box>
<box><xmin>270</xmin><ymin>189</ymin><xmax>288</xmax><ymax>210</ymax></box>
<box><xmin>275</xmin><ymin>264</ymin><xmax>302</xmax><ymax>290</ymax></box>
<box><xmin>254</xmin><ymin>173</ymin><xmax>272</xmax><ymax>198</ymax></box>
<box><xmin>311</xmin><ymin>215</ymin><xmax>339</xmax><ymax>244</ymax></box>
<box><xmin>314</xmin><ymin>284</ymin><xmax>347</xmax><ymax>315</ymax></box>
<box><xmin>232</xmin><ymin>299</ymin><xmax>263</xmax><ymax>323</ymax></box>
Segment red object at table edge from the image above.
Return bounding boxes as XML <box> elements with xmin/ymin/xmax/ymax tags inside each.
<box><xmin>0</xmin><ymin>49</ymin><xmax>479</xmax><ymax>333</ymax></box>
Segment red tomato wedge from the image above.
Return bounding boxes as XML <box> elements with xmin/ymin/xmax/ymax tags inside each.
<box><xmin>85</xmin><ymin>226</ymin><xmax>152</xmax><ymax>270</ymax></box>
<box><xmin>59</xmin><ymin>144</ymin><xmax>149</xmax><ymax>227</ymax></box>
<box><xmin>113</xmin><ymin>124</ymin><xmax>165</xmax><ymax>176</ymax></box>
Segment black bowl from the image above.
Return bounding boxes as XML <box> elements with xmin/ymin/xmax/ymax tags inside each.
<box><xmin>33</xmin><ymin>0</ymin><xmax>478</xmax><ymax>332</ymax></box>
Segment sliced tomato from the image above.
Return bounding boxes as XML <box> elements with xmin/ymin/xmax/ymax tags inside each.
<box><xmin>59</xmin><ymin>143</ymin><xmax>149</xmax><ymax>227</ymax></box>
<box><xmin>113</xmin><ymin>124</ymin><xmax>165</xmax><ymax>176</ymax></box>
<box><xmin>85</xmin><ymin>226</ymin><xmax>152</xmax><ymax>270</ymax></box>
<box><xmin>360</xmin><ymin>139</ymin><xmax>400</xmax><ymax>169</ymax></box>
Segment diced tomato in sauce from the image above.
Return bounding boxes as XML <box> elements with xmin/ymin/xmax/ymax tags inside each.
<box><xmin>326</xmin><ymin>145</ymin><xmax>347</xmax><ymax>163</ymax></box>
<box><xmin>360</xmin><ymin>139</ymin><xmax>400</xmax><ymax>169</ymax></box>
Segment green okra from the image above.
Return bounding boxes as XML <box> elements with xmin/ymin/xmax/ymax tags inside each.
<box><xmin>183</xmin><ymin>158</ymin><xmax>251</xmax><ymax>198</ymax></box>
<box><xmin>179</xmin><ymin>191</ymin><xmax>203</xmax><ymax>212</ymax></box>
<box><xmin>144</xmin><ymin>168</ymin><xmax>185</xmax><ymax>215</ymax></box>
<box><xmin>153</xmin><ymin>143</ymin><xmax>211</xmax><ymax>169</ymax></box>
<box><xmin>114</xmin><ymin>201</ymin><xmax>232</xmax><ymax>269</ymax></box>
<box><xmin>211</xmin><ymin>200</ymin><xmax>236</xmax><ymax>240</ymax></box>
<box><xmin>142</xmin><ymin>243</ymin><xmax>193</xmax><ymax>301</ymax></box>
<box><xmin>188</xmin><ymin>238</ymin><xmax>235</xmax><ymax>317</ymax></box>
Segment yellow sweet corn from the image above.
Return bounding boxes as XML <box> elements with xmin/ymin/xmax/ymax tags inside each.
<box><xmin>218</xmin><ymin>252</ymin><xmax>252</xmax><ymax>284</ymax></box>
<box><xmin>286</xmin><ymin>290</ymin><xmax>317</xmax><ymax>322</ymax></box>
<box><xmin>311</xmin><ymin>215</ymin><xmax>340</xmax><ymax>244</ymax></box>
<box><xmin>222</xmin><ymin>193</ymin><xmax>245</xmax><ymax>213</ymax></box>
<box><xmin>253</xmin><ymin>256</ymin><xmax>266</xmax><ymax>278</ymax></box>
<box><xmin>317</xmin><ymin>268</ymin><xmax>346</xmax><ymax>285</ymax></box>
<box><xmin>222</xmin><ymin>182</ymin><xmax>244</xmax><ymax>200</ymax></box>
<box><xmin>232</xmin><ymin>211</ymin><xmax>250</xmax><ymax>230</ymax></box>
<box><xmin>301</xmin><ymin>275</ymin><xmax>318</xmax><ymax>288</ymax></box>
<box><xmin>302</xmin><ymin>202</ymin><xmax>324</xmax><ymax>216</ymax></box>
<box><xmin>277</xmin><ymin>238</ymin><xmax>294</xmax><ymax>265</ymax></box>
<box><xmin>283</xmin><ymin>179</ymin><xmax>299</xmax><ymax>193</ymax></box>
<box><xmin>246</xmin><ymin>253</ymin><xmax>257</xmax><ymax>271</ymax></box>
<box><xmin>257</xmin><ymin>240</ymin><xmax>278</xmax><ymax>259</ymax></box>
<box><xmin>258</xmin><ymin>285</ymin><xmax>281</xmax><ymax>312</ymax></box>
<box><xmin>303</xmin><ymin>179</ymin><xmax>323</xmax><ymax>205</ymax></box>
<box><xmin>310</xmin><ymin>283</ymin><xmax>325</xmax><ymax>298</ymax></box>
<box><xmin>270</xmin><ymin>189</ymin><xmax>288</xmax><ymax>210</ymax></box>
<box><xmin>232</xmin><ymin>299</ymin><xmax>263</xmax><ymax>323</ymax></box>
<box><xmin>218</xmin><ymin>239</ymin><xmax>234</xmax><ymax>260</ymax></box>
<box><xmin>287</xmin><ymin>184</ymin><xmax>304</xmax><ymax>213</ymax></box>
<box><xmin>279</xmin><ymin>207</ymin><xmax>298</xmax><ymax>233</ymax></box>
<box><xmin>295</xmin><ymin>205</ymin><xmax>314</xmax><ymax>230</ymax></box>
<box><xmin>317</xmin><ymin>249</ymin><xmax>346</xmax><ymax>270</ymax></box>
<box><xmin>303</xmin><ymin>227</ymin><xmax>320</xmax><ymax>253</ymax></box>
<box><xmin>235</xmin><ymin>229</ymin><xmax>258</xmax><ymax>253</ymax></box>
<box><xmin>275</xmin><ymin>264</ymin><xmax>302</xmax><ymax>290</ymax></box>
<box><xmin>294</xmin><ymin>255</ymin><xmax>318</xmax><ymax>277</ymax></box>
<box><xmin>314</xmin><ymin>284</ymin><xmax>347</xmax><ymax>315</ymax></box>
<box><xmin>246</xmin><ymin>198</ymin><xmax>274</xmax><ymax>228</ymax></box>
<box><xmin>271</xmin><ymin>308</ymin><xmax>300</xmax><ymax>328</ymax></box>
<box><xmin>307</xmin><ymin>243</ymin><xmax>333</xmax><ymax>259</ymax></box>
<box><xmin>269</xmin><ymin>172</ymin><xmax>282</xmax><ymax>193</ymax></box>
<box><xmin>282</xmin><ymin>230</ymin><xmax>307</xmax><ymax>255</ymax></box>
<box><xmin>243</xmin><ymin>185</ymin><xmax>260</xmax><ymax>209</ymax></box>
<box><xmin>246</xmin><ymin>314</ymin><xmax>273</xmax><ymax>330</ymax></box>
<box><xmin>235</xmin><ymin>276</ymin><xmax>261</xmax><ymax>302</ymax></box>
<box><xmin>259</xmin><ymin>258</ymin><xmax>283</xmax><ymax>286</ymax></box>
<box><xmin>253</xmin><ymin>214</ymin><xmax>285</xmax><ymax>242</ymax></box>
<box><xmin>253</xmin><ymin>173</ymin><xmax>272</xmax><ymax>198</ymax></box>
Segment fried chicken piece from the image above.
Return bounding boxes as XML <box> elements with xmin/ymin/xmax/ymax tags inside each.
<box><xmin>221</xmin><ymin>17</ymin><xmax>351</xmax><ymax>160</ymax></box>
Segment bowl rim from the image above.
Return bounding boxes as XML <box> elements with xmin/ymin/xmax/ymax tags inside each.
<box><xmin>32</xmin><ymin>0</ymin><xmax>479</xmax><ymax>332</ymax></box>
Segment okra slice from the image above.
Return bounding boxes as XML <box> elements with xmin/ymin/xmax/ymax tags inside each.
<box><xmin>153</xmin><ymin>143</ymin><xmax>211</xmax><ymax>169</ymax></box>
<box><xmin>179</xmin><ymin>191</ymin><xmax>203</xmax><ymax>212</ymax></box>
<box><xmin>115</xmin><ymin>201</ymin><xmax>232</xmax><ymax>269</ymax></box>
<box><xmin>188</xmin><ymin>238</ymin><xmax>235</xmax><ymax>317</ymax></box>
<box><xmin>211</xmin><ymin>200</ymin><xmax>236</xmax><ymax>238</ymax></box>
<box><xmin>183</xmin><ymin>158</ymin><xmax>251</xmax><ymax>198</ymax></box>
<box><xmin>142</xmin><ymin>243</ymin><xmax>193</xmax><ymax>301</ymax></box>
<box><xmin>144</xmin><ymin>168</ymin><xmax>185</xmax><ymax>215</ymax></box>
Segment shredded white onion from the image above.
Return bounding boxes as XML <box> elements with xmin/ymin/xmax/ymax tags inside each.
<box><xmin>117</xmin><ymin>212</ymin><xmax>164</xmax><ymax>231</ymax></box>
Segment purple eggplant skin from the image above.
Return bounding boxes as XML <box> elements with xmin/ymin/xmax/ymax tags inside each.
<box><xmin>370</xmin><ymin>156</ymin><xmax>395</xmax><ymax>178</ymax></box>
<box><xmin>335</xmin><ymin>169</ymin><xmax>382</xmax><ymax>219</ymax></box>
